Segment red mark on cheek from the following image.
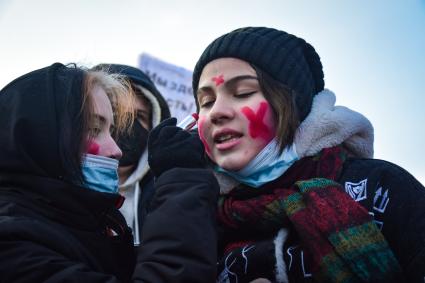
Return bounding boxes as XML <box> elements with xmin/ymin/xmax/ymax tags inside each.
<box><xmin>241</xmin><ymin>102</ymin><xmax>274</xmax><ymax>142</ymax></box>
<box><xmin>197</xmin><ymin>117</ymin><xmax>211</xmax><ymax>156</ymax></box>
<box><xmin>212</xmin><ymin>75</ymin><xmax>224</xmax><ymax>86</ymax></box>
<box><xmin>87</xmin><ymin>141</ymin><xmax>100</xmax><ymax>155</ymax></box>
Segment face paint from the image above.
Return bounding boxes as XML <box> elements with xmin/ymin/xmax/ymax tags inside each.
<box><xmin>87</xmin><ymin>141</ymin><xmax>100</xmax><ymax>155</ymax></box>
<box><xmin>241</xmin><ymin>102</ymin><xmax>273</xmax><ymax>142</ymax></box>
<box><xmin>197</xmin><ymin>116</ymin><xmax>211</xmax><ymax>157</ymax></box>
<box><xmin>212</xmin><ymin>74</ymin><xmax>224</xmax><ymax>86</ymax></box>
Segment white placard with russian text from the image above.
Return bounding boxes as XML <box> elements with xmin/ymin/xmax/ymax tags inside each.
<box><xmin>139</xmin><ymin>53</ymin><xmax>195</xmax><ymax>123</ymax></box>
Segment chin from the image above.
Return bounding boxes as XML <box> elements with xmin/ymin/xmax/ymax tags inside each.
<box><xmin>216</xmin><ymin>157</ymin><xmax>246</xmax><ymax>172</ymax></box>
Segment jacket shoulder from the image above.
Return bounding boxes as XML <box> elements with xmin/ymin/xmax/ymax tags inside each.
<box><xmin>339</xmin><ymin>158</ymin><xmax>425</xmax><ymax>281</ymax></box>
<box><xmin>339</xmin><ymin>158</ymin><xmax>424</xmax><ymax>201</ymax></box>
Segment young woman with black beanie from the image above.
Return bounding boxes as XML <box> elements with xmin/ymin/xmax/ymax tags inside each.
<box><xmin>149</xmin><ymin>27</ymin><xmax>425</xmax><ymax>283</ymax></box>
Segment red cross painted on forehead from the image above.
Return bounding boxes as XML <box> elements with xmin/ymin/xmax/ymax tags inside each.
<box><xmin>212</xmin><ymin>75</ymin><xmax>224</xmax><ymax>86</ymax></box>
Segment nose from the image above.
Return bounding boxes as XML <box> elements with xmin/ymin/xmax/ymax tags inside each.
<box><xmin>105</xmin><ymin>135</ymin><xmax>123</xmax><ymax>160</ymax></box>
<box><xmin>209</xmin><ymin>96</ymin><xmax>234</xmax><ymax>125</ymax></box>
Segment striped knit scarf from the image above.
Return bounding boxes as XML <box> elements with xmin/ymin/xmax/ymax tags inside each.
<box><xmin>217</xmin><ymin>146</ymin><xmax>402</xmax><ymax>282</ymax></box>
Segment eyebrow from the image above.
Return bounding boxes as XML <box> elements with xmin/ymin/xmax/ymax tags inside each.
<box><xmin>197</xmin><ymin>75</ymin><xmax>258</xmax><ymax>95</ymax></box>
<box><xmin>136</xmin><ymin>109</ymin><xmax>150</xmax><ymax>116</ymax></box>
<box><xmin>92</xmin><ymin>114</ymin><xmax>110</xmax><ymax>127</ymax></box>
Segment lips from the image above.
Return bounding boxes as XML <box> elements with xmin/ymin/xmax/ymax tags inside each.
<box><xmin>213</xmin><ymin>129</ymin><xmax>243</xmax><ymax>150</ymax></box>
<box><xmin>213</xmin><ymin>129</ymin><xmax>242</xmax><ymax>143</ymax></box>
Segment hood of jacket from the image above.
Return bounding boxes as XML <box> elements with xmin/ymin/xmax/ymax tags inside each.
<box><xmin>120</xmin><ymin>83</ymin><xmax>170</xmax><ymax>189</ymax></box>
<box><xmin>0</xmin><ymin>63</ymin><xmax>85</xmax><ymax>183</ymax></box>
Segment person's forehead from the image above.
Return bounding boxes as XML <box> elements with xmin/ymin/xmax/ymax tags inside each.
<box><xmin>135</xmin><ymin>95</ymin><xmax>151</xmax><ymax>112</ymax></box>
<box><xmin>199</xmin><ymin>58</ymin><xmax>256</xmax><ymax>87</ymax></box>
<box><xmin>92</xmin><ymin>85</ymin><xmax>113</xmax><ymax>122</ymax></box>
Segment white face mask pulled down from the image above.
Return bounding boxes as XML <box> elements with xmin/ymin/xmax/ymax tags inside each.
<box><xmin>215</xmin><ymin>138</ymin><xmax>299</xmax><ymax>188</ymax></box>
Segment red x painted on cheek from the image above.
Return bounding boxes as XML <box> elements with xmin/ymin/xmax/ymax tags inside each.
<box><xmin>241</xmin><ymin>102</ymin><xmax>273</xmax><ymax>142</ymax></box>
<box><xmin>212</xmin><ymin>75</ymin><xmax>224</xmax><ymax>86</ymax></box>
<box><xmin>87</xmin><ymin>141</ymin><xmax>100</xmax><ymax>155</ymax></box>
<box><xmin>197</xmin><ymin>117</ymin><xmax>211</xmax><ymax>156</ymax></box>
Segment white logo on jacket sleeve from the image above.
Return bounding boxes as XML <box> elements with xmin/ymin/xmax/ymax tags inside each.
<box><xmin>345</xmin><ymin>179</ymin><xmax>368</xmax><ymax>201</ymax></box>
<box><xmin>286</xmin><ymin>245</ymin><xmax>312</xmax><ymax>278</ymax></box>
<box><xmin>373</xmin><ymin>187</ymin><xmax>389</xmax><ymax>213</ymax></box>
<box><xmin>217</xmin><ymin>245</ymin><xmax>255</xmax><ymax>283</ymax></box>
<box><xmin>217</xmin><ymin>252</ymin><xmax>236</xmax><ymax>283</ymax></box>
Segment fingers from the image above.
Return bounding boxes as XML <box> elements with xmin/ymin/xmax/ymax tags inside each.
<box><xmin>160</xmin><ymin>117</ymin><xmax>177</xmax><ymax>127</ymax></box>
<box><xmin>150</xmin><ymin>117</ymin><xmax>177</xmax><ymax>137</ymax></box>
<box><xmin>148</xmin><ymin>117</ymin><xmax>177</xmax><ymax>145</ymax></box>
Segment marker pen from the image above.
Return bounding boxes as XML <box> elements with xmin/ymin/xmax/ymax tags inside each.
<box><xmin>177</xmin><ymin>113</ymin><xmax>199</xmax><ymax>131</ymax></box>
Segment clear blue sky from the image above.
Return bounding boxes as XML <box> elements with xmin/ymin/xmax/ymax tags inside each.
<box><xmin>1</xmin><ymin>0</ymin><xmax>424</xmax><ymax>184</ymax></box>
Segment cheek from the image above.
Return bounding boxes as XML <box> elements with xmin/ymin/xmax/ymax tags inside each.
<box><xmin>87</xmin><ymin>141</ymin><xmax>100</xmax><ymax>155</ymax></box>
<box><xmin>241</xmin><ymin>101</ymin><xmax>275</xmax><ymax>142</ymax></box>
<box><xmin>197</xmin><ymin>116</ymin><xmax>211</xmax><ymax>156</ymax></box>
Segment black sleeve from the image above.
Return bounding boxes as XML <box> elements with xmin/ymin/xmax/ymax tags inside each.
<box><xmin>340</xmin><ymin>158</ymin><xmax>425</xmax><ymax>282</ymax></box>
<box><xmin>0</xmin><ymin>238</ymin><xmax>120</xmax><ymax>283</ymax></box>
<box><xmin>133</xmin><ymin>168</ymin><xmax>219</xmax><ymax>283</ymax></box>
<box><xmin>138</xmin><ymin>171</ymin><xmax>156</xmax><ymax>229</ymax></box>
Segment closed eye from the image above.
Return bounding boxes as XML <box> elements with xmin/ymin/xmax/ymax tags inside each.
<box><xmin>200</xmin><ymin>100</ymin><xmax>214</xmax><ymax>108</ymax></box>
<box><xmin>199</xmin><ymin>96</ymin><xmax>216</xmax><ymax>108</ymax></box>
<box><xmin>235</xmin><ymin>91</ymin><xmax>256</xmax><ymax>98</ymax></box>
<box><xmin>89</xmin><ymin>127</ymin><xmax>101</xmax><ymax>138</ymax></box>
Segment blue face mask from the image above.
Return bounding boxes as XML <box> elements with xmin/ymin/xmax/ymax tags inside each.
<box><xmin>215</xmin><ymin>138</ymin><xmax>299</xmax><ymax>188</ymax></box>
<box><xmin>81</xmin><ymin>154</ymin><xmax>119</xmax><ymax>194</ymax></box>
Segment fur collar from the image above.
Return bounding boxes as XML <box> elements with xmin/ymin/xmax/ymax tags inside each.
<box><xmin>295</xmin><ymin>89</ymin><xmax>373</xmax><ymax>159</ymax></box>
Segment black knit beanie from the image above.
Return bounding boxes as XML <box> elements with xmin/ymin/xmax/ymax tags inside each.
<box><xmin>192</xmin><ymin>27</ymin><xmax>324</xmax><ymax>121</ymax></box>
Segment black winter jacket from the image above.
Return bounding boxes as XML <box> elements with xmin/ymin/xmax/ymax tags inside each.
<box><xmin>339</xmin><ymin>158</ymin><xmax>425</xmax><ymax>282</ymax></box>
<box><xmin>0</xmin><ymin>174</ymin><xmax>135</xmax><ymax>282</ymax></box>
<box><xmin>0</xmin><ymin>168</ymin><xmax>219</xmax><ymax>283</ymax></box>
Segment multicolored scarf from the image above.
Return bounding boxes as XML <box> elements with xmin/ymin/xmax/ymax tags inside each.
<box><xmin>217</xmin><ymin>146</ymin><xmax>402</xmax><ymax>282</ymax></box>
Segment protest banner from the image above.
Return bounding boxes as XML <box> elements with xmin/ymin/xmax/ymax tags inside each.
<box><xmin>139</xmin><ymin>53</ymin><xmax>195</xmax><ymax>123</ymax></box>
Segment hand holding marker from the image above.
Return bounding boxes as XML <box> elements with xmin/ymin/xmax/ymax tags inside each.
<box><xmin>148</xmin><ymin>113</ymin><xmax>204</xmax><ymax>176</ymax></box>
<box><xmin>177</xmin><ymin>113</ymin><xmax>199</xmax><ymax>130</ymax></box>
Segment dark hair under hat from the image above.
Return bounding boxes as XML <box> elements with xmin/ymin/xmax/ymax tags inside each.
<box><xmin>192</xmin><ymin>27</ymin><xmax>325</xmax><ymax>121</ymax></box>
